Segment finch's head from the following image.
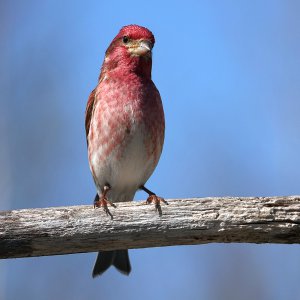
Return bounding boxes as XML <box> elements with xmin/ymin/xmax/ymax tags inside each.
<box><xmin>101</xmin><ymin>25</ymin><xmax>155</xmax><ymax>79</ymax></box>
<box><xmin>111</xmin><ymin>25</ymin><xmax>155</xmax><ymax>57</ymax></box>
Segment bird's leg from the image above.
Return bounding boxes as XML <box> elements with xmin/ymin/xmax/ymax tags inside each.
<box><xmin>94</xmin><ymin>185</ymin><xmax>116</xmax><ymax>217</ymax></box>
<box><xmin>140</xmin><ymin>185</ymin><xmax>168</xmax><ymax>216</ymax></box>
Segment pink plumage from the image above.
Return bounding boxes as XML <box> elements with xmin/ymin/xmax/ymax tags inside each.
<box><xmin>85</xmin><ymin>25</ymin><xmax>166</xmax><ymax>277</ymax></box>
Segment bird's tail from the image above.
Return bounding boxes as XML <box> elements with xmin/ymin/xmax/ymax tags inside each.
<box><xmin>92</xmin><ymin>250</ymin><xmax>131</xmax><ymax>277</ymax></box>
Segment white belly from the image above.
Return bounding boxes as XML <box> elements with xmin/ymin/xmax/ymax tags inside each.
<box><xmin>89</xmin><ymin>124</ymin><xmax>156</xmax><ymax>202</ymax></box>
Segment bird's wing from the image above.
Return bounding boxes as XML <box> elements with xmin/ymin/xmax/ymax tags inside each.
<box><xmin>85</xmin><ymin>88</ymin><xmax>96</xmax><ymax>143</ymax></box>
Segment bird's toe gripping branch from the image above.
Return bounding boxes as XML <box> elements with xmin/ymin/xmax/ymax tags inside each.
<box><xmin>141</xmin><ymin>186</ymin><xmax>168</xmax><ymax>216</ymax></box>
<box><xmin>146</xmin><ymin>195</ymin><xmax>168</xmax><ymax>216</ymax></box>
<box><xmin>93</xmin><ymin>185</ymin><xmax>116</xmax><ymax>219</ymax></box>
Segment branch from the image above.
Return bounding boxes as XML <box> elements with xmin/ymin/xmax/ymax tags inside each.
<box><xmin>1</xmin><ymin>196</ymin><xmax>300</xmax><ymax>259</ymax></box>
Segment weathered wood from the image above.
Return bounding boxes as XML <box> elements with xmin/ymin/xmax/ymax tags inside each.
<box><xmin>1</xmin><ymin>196</ymin><xmax>300</xmax><ymax>259</ymax></box>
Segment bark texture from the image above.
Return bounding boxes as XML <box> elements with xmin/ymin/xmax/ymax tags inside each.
<box><xmin>1</xmin><ymin>196</ymin><xmax>300</xmax><ymax>259</ymax></box>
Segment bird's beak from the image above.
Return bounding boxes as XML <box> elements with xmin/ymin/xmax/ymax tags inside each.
<box><xmin>129</xmin><ymin>40</ymin><xmax>153</xmax><ymax>56</ymax></box>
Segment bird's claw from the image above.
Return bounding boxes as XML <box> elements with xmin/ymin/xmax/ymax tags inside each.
<box><xmin>94</xmin><ymin>197</ymin><xmax>116</xmax><ymax>208</ymax></box>
<box><xmin>145</xmin><ymin>195</ymin><xmax>168</xmax><ymax>216</ymax></box>
<box><xmin>94</xmin><ymin>197</ymin><xmax>116</xmax><ymax>219</ymax></box>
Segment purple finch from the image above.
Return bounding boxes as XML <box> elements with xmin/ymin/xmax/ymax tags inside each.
<box><xmin>85</xmin><ymin>25</ymin><xmax>166</xmax><ymax>277</ymax></box>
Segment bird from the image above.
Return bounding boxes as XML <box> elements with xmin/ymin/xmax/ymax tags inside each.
<box><xmin>85</xmin><ymin>25</ymin><xmax>166</xmax><ymax>277</ymax></box>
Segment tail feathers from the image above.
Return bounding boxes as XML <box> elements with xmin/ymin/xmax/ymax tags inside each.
<box><xmin>92</xmin><ymin>251</ymin><xmax>114</xmax><ymax>277</ymax></box>
<box><xmin>92</xmin><ymin>250</ymin><xmax>131</xmax><ymax>277</ymax></box>
<box><xmin>113</xmin><ymin>250</ymin><xmax>131</xmax><ymax>275</ymax></box>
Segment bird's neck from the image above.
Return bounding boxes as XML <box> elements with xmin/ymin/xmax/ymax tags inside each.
<box><xmin>100</xmin><ymin>55</ymin><xmax>152</xmax><ymax>82</ymax></box>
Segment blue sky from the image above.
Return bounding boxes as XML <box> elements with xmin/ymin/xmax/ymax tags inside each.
<box><xmin>1</xmin><ymin>1</ymin><xmax>300</xmax><ymax>299</ymax></box>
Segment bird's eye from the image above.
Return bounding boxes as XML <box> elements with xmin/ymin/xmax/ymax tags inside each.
<box><xmin>122</xmin><ymin>36</ymin><xmax>129</xmax><ymax>44</ymax></box>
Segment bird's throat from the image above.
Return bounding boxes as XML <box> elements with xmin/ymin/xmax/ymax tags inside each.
<box><xmin>102</xmin><ymin>54</ymin><xmax>152</xmax><ymax>81</ymax></box>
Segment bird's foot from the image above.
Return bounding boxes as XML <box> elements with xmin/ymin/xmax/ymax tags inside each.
<box><xmin>94</xmin><ymin>196</ymin><xmax>116</xmax><ymax>209</ymax></box>
<box><xmin>145</xmin><ymin>194</ymin><xmax>168</xmax><ymax>216</ymax></box>
<box><xmin>141</xmin><ymin>185</ymin><xmax>168</xmax><ymax>216</ymax></box>
<box><xmin>93</xmin><ymin>185</ymin><xmax>116</xmax><ymax>219</ymax></box>
<box><xmin>94</xmin><ymin>196</ymin><xmax>116</xmax><ymax>219</ymax></box>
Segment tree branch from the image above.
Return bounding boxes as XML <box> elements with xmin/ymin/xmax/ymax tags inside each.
<box><xmin>1</xmin><ymin>196</ymin><xmax>300</xmax><ymax>259</ymax></box>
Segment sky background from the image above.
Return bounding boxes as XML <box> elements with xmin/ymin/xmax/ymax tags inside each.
<box><xmin>1</xmin><ymin>1</ymin><xmax>300</xmax><ymax>299</ymax></box>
